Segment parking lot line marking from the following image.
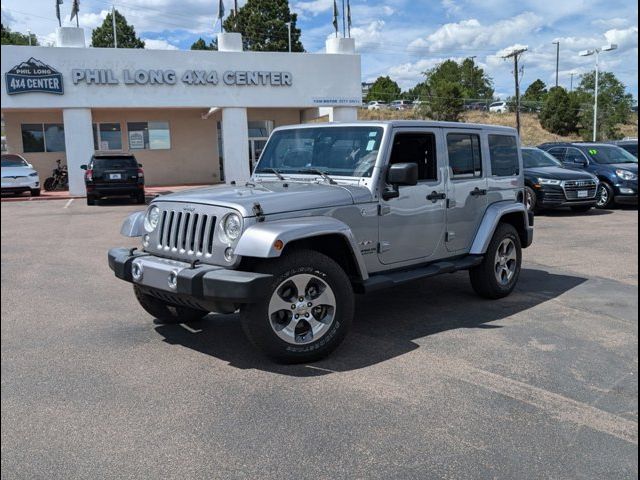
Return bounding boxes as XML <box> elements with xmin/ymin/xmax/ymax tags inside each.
<box><xmin>63</xmin><ymin>199</ymin><xmax>74</xmax><ymax>209</ymax></box>
<box><xmin>442</xmin><ymin>360</ymin><xmax>638</xmax><ymax>445</ymax></box>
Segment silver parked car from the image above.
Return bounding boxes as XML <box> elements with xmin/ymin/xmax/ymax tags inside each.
<box><xmin>109</xmin><ymin>121</ymin><xmax>533</xmax><ymax>363</ymax></box>
<box><xmin>1</xmin><ymin>153</ymin><xmax>40</xmax><ymax>196</ymax></box>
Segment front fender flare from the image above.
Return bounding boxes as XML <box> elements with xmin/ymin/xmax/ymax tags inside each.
<box><xmin>120</xmin><ymin>210</ymin><xmax>146</xmax><ymax>237</ymax></box>
<box><xmin>470</xmin><ymin>202</ymin><xmax>532</xmax><ymax>254</ymax></box>
<box><xmin>234</xmin><ymin>216</ymin><xmax>369</xmax><ymax>280</ymax></box>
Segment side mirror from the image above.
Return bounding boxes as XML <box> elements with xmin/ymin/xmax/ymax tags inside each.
<box><xmin>138</xmin><ymin>163</ymin><xmax>143</xmax><ymax>167</ymax></box>
<box><xmin>80</xmin><ymin>164</ymin><xmax>87</xmax><ymax>170</ymax></box>
<box><xmin>387</xmin><ymin>162</ymin><xmax>418</xmax><ymax>186</ymax></box>
<box><xmin>27</xmin><ymin>163</ymin><xmax>34</xmax><ymax>169</ymax></box>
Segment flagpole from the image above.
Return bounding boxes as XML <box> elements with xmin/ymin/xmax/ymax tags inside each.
<box><xmin>112</xmin><ymin>6</ymin><xmax>118</xmax><ymax>48</ymax></box>
<box><xmin>341</xmin><ymin>0</ymin><xmax>345</xmax><ymax>38</ymax></box>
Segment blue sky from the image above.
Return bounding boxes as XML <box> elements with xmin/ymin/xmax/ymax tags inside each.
<box><xmin>2</xmin><ymin>0</ymin><xmax>638</xmax><ymax>100</ymax></box>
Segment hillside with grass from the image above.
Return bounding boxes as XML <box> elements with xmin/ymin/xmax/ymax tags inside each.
<box><xmin>357</xmin><ymin>109</ymin><xmax>638</xmax><ymax>146</ymax></box>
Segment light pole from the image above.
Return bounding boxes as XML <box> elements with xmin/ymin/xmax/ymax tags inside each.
<box><xmin>579</xmin><ymin>44</ymin><xmax>617</xmax><ymax>142</ymax></box>
<box><xmin>285</xmin><ymin>21</ymin><xmax>292</xmax><ymax>53</ymax></box>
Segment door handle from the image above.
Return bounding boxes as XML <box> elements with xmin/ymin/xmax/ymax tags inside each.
<box><xmin>427</xmin><ymin>191</ymin><xmax>447</xmax><ymax>202</ymax></box>
<box><xmin>470</xmin><ymin>187</ymin><xmax>488</xmax><ymax>197</ymax></box>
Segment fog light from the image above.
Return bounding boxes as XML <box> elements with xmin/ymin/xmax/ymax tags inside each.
<box><xmin>224</xmin><ymin>247</ymin><xmax>235</xmax><ymax>262</ymax></box>
<box><xmin>619</xmin><ymin>188</ymin><xmax>635</xmax><ymax>194</ymax></box>
<box><xmin>168</xmin><ymin>270</ymin><xmax>178</xmax><ymax>290</ymax></box>
<box><xmin>132</xmin><ymin>261</ymin><xmax>143</xmax><ymax>281</ymax></box>
<box><xmin>142</xmin><ymin>234</ymin><xmax>150</xmax><ymax>247</ymax></box>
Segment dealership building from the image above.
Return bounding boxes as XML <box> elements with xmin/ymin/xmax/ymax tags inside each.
<box><xmin>1</xmin><ymin>28</ymin><xmax>361</xmax><ymax>196</ymax></box>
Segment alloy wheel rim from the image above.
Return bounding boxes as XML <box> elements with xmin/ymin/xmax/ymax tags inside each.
<box><xmin>268</xmin><ymin>273</ymin><xmax>337</xmax><ymax>345</ymax></box>
<box><xmin>525</xmin><ymin>189</ymin><xmax>534</xmax><ymax>211</ymax></box>
<box><xmin>494</xmin><ymin>238</ymin><xmax>518</xmax><ymax>286</ymax></box>
<box><xmin>597</xmin><ymin>185</ymin><xmax>609</xmax><ymax>207</ymax></box>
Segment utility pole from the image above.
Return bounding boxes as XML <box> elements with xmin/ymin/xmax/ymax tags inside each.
<box><xmin>112</xmin><ymin>6</ymin><xmax>118</xmax><ymax>48</ymax></box>
<box><xmin>27</xmin><ymin>29</ymin><xmax>32</xmax><ymax>46</ymax></box>
<box><xmin>502</xmin><ymin>48</ymin><xmax>527</xmax><ymax>136</ymax></box>
<box><xmin>570</xmin><ymin>73</ymin><xmax>575</xmax><ymax>92</ymax></box>
<box><xmin>553</xmin><ymin>41</ymin><xmax>560</xmax><ymax>87</ymax></box>
<box><xmin>286</xmin><ymin>22</ymin><xmax>292</xmax><ymax>52</ymax></box>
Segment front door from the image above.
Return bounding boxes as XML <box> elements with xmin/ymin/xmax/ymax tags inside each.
<box><xmin>443</xmin><ymin>129</ymin><xmax>488</xmax><ymax>252</ymax></box>
<box><xmin>378</xmin><ymin>129</ymin><xmax>447</xmax><ymax>265</ymax></box>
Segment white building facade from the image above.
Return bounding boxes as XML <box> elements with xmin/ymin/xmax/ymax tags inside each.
<box><xmin>1</xmin><ymin>30</ymin><xmax>360</xmax><ymax>196</ymax></box>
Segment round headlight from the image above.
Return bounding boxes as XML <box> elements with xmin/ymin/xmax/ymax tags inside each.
<box><xmin>223</xmin><ymin>213</ymin><xmax>243</xmax><ymax>241</ymax></box>
<box><xmin>144</xmin><ymin>206</ymin><xmax>160</xmax><ymax>232</ymax></box>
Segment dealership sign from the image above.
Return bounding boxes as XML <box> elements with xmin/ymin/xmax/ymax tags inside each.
<box><xmin>5</xmin><ymin>57</ymin><xmax>64</xmax><ymax>95</ymax></box>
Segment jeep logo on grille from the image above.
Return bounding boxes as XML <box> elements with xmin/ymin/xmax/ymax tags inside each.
<box><xmin>182</xmin><ymin>206</ymin><xmax>196</xmax><ymax>212</ymax></box>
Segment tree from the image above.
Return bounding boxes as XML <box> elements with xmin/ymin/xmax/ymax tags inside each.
<box><xmin>539</xmin><ymin>87</ymin><xmax>581</xmax><ymax>136</ymax></box>
<box><xmin>522</xmin><ymin>79</ymin><xmax>548</xmax><ymax>102</ymax></box>
<box><xmin>191</xmin><ymin>38</ymin><xmax>217</xmax><ymax>50</ymax></box>
<box><xmin>223</xmin><ymin>0</ymin><xmax>303</xmax><ymax>52</ymax></box>
<box><xmin>459</xmin><ymin>58</ymin><xmax>494</xmax><ymax>99</ymax></box>
<box><xmin>576</xmin><ymin>71</ymin><xmax>634</xmax><ymax>140</ymax></box>
<box><xmin>365</xmin><ymin>76</ymin><xmax>401</xmax><ymax>103</ymax></box>
<box><xmin>91</xmin><ymin>10</ymin><xmax>145</xmax><ymax>48</ymax></box>
<box><xmin>418</xmin><ymin>60</ymin><xmax>466</xmax><ymax>121</ymax></box>
<box><xmin>1</xmin><ymin>23</ymin><xmax>39</xmax><ymax>46</ymax></box>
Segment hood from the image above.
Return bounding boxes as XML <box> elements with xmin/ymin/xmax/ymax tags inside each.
<box><xmin>525</xmin><ymin>166</ymin><xmax>595</xmax><ymax>181</ymax></box>
<box><xmin>154</xmin><ymin>181</ymin><xmax>373</xmax><ymax>217</ymax></box>
<box><xmin>1</xmin><ymin>166</ymin><xmax>37</xmax><ymax>177</ymax></box>
<box><xmin>610</xmin><ymin>163</ymin><xmax>638</xmax><ymax>173</ymax></box>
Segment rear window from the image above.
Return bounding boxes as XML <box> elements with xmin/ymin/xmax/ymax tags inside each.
<box><xmin>92</xmin><ymin>157</ymin><xmax>137</xmax><ymax>169</ymax></box>
<box><xmin>489</xmin><ymin>135</ymin><xmax>520</xmax><ymax>176</ymax></box>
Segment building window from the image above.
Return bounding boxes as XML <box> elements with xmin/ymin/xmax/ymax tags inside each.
<box><xmin>127</xmin><ymin>121</ymin><xmax>171</xmax><ymax>150</ymax></box>
<box><xmin>248</xmin><ymin>120</ymin><xmax>274</xmax><ymax>138</ymax></box>
<box><xmin>93</xmin><ymin>123</ymin><xmax>122</xmax><ymax>151</ymax></box>
<box><xmin>21</xmin><ymin>123</ymin><xmax>65</xmax><ymax>153</ymax></box>
<box><xmin>447</xmin><ymin>133</ymin><xmax>482</xmax><ymax>178</ymax></box>
<box><xmin>488</xmin><ymin>134</ymin><xmax>520</xmax><ymax>176</ymax></box>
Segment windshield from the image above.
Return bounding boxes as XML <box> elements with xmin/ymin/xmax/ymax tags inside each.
<box><xmin>522</xmin><ymin>149</ymin><xmax>561</xmax><ymax>168</ymax></box>
<box><xmin>619</xmin><ymin>143</ymin><xmax>638</xmax><ymax>157</ymax></box>
<box><xmin>255</xmin><ymin>126</ymin><xmax>384</xmax><ymax>178</ymax></box>
<box><xmin>1</xmin><ymin>155</ymin><xmax>29</xmax><ymax>168</ymax></box>
<box><xmin>587</xmin><ymin>145</ymin><xmax>638</xmax><ymax>164</ymax></box>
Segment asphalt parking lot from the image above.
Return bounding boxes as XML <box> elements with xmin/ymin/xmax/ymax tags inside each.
<box><xmin>1</xmin><ymin>199</ymin><xmax>638</xmax><ymax>479</ymax></box>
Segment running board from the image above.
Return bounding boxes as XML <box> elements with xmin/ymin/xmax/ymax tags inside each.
<box><xmin>354</xmin><ymin>255</ymin><xmax>484</xmax><ymax>294</ymax></box>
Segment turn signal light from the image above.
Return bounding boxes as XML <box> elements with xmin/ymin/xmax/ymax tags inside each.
<box><xmin>137</xmin><ymin>168</ymin><xmax>144</xmax><ymax>178</ymax></box>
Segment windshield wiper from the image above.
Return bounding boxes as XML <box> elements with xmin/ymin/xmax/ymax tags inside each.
<box><xmin>297</xmin><ymin>168</ymin><xmax>337</xmax><ymax>185</ymax></box>
<box><xmin>262</xmin><ymin>168</ymin><xmax>286</xmax><ymax>181</ymax></box>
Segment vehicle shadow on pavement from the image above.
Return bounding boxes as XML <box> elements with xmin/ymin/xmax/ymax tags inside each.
<box><xmin>154</xmin><ymin>267</ymin><xmax>586</xmax><ymax>376</ymax></box>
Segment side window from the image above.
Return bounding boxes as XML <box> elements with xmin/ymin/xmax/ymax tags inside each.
<box><xmin>564</xmin><ymin>148</ymin><xmax>587</xmax><ymax>164</ymax></box>
<box><xmin>447</xmin><ymin>133</ymin><xmax>482</xmax><ymax>178</ymax></box>
<box><xmin>547</xmin><ymin>147</ymin><xmax>566</xmax><ymax>161</ymax></box>
<box><xmin>488</xmin><ymin>134</ymin><xmax>520</xmax><ymax>176</ymax></box>
<box><xmin>389</xmin><ymin>132</ymin><xmax>438</xmax><ymax>181</ymax></box>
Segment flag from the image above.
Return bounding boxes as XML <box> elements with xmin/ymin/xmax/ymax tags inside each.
<box><xmin>56</xmin><ymin>0</ymin><xmax>63</xmax><ymax>27</ymax></box>
<box><xmin>332</xmin><ymin>0</ymin><xmax>339</xmax><ymax>36</ymax></box>
<box><xmin>216</xmin><ymin>0</ymin><xmax>225</xmax><ymax>32</ymax></box>
<box><xmin>69</xmin><ymin>0</ymin><xmax>79</xmax><ymax>26</ymax></box>
<box><xmin>346</xmin><ymin>0</ymin><xmax>351</xmax><ymax>37</ymax></box>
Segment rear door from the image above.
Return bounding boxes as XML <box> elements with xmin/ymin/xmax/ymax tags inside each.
<box><xmin>444</xmin><ymin>129</ymin><xmax>488</xmax><ymax>253</ymax></box>
<box><xmin>94</xmin><ymin>156</ymin><xmax>139</xmax><ymax>184</ymax></box>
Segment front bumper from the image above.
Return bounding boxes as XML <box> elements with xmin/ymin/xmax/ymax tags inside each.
<box><xmin>613</xmin><ymin>181</ymin><xmax>638</xmax><ymax>205</ymax></box>
<box><xmin>1</xmin><ymin>178</ymin><xmax>39</xmax><ymax>193</ymax></box>
<box><xmin>88</xmin><ymin>183</ymin><xmax>144</xmax><ymax>197</ymax></box>
<box><xmin>108</xmin><ymin>247</ymin><xmax>273</xmax><ymax>309</ymax></box>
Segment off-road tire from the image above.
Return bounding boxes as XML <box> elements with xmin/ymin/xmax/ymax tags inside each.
<box><xmin>241</xmin><ymin>249</ymin><xmax>354</xmax><ymax>363</ymax></box>
<box><xmin>133</xmin><ymin>285</ymin><xmax>209</xmax><ymax>324</ymax></box>
<box><xmin>469</xmin><ymin>223</ymin><xmax>522</xmax><ymax>300</ymax></box>
<box><xmin>596</xmin><ymin>181</ymin><xmax>615</xmax><ymax>209</ymax></box>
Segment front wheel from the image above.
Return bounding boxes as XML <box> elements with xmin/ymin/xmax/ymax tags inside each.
<box><xmin>524</xmin><ymin>186</ymin><xmax>538</xmax><ymax>213</ymax></box>
<box><xmin>596</xmin><ymin>182</ymin><xmax>614</xmax><ymax>209</ymax></box>
<box><xmin>30</xmin><ymin>188</ymin><xmax>41</xmax><ymax>197</ymax></box>
<box><xmin>469</xmin><ymin>223</ymin><xmax>522</xmax><ymax>299</ymax></box>
<box><xmin>133</xmin><ymin>285</ymin><xmax>209</xmax><ymax>324</ymax></box>
<box><xmin>241</xmin><ymin>249</ymin><xmax>354</xmax><ymax>363</ymax></box>
<box><xmin>43</xmin><ymin>177</ymin><xmax>56</xmax><ymax>191</ymax></box>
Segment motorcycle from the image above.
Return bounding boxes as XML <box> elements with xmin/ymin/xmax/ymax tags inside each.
<box><xmin>44</xmin><ymin>159</ymin><xmax>69</xmax><ymax>191</ymax></box>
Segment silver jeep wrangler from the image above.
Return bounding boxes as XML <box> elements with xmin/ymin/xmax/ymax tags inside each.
<box><xmin>108</xmin><ymin>121</ymin><xmax>534</xmax><ymax>362</ymax></box>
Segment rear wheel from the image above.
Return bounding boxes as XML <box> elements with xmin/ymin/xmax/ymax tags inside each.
<box><xmin>596</xmin><ymin>182</ymin><xmax>614</xmax><ymax>209</ymax></box>
<box><xmin>133</xmin><ymin>285</ymin><xmax>209</xmax><ymax>324</ymax></box>
<box><xmin>86</xmin><ymin>195</ymin><xmax>96</xmax><ymax>206</ymax></box>
<box><xmin>241</xmin><ymin>249</ymin><xmax>354</xmax><ymax>363</ymax></box>
<box><xmin>470</xmin><ymin>223</ymin><xmax>522</xmax><ymax>299</ymax></box>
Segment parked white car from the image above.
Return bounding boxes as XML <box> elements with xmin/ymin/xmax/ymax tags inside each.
<box><xmin>1</xmin><ymin>153</ymin><xmax>40</xmax><ymax>196</ymax></box>
<box><xmin>389</xmin><ymin>100</ymin><xmax>412</xmax><ymax>111</ymax></box>
<box><xmin>489</xmin><ymin>101</ymin><xmax>509</xmax><ymax>113</ymax></box>
<box><xmin>367</xmin><ymin>101</ymin><xmax>387</xmax><ymax>111</ymax></box>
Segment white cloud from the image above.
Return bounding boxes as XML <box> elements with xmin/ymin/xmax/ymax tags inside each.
<box><xmin>604</xmin><ymin>26</ymin><xmax>639</xmax><ymax>51</ymax></box>
<box><xmin>409</xmin><ymin>12</ymin><xmax>543</xmax><ymax>53</ymax></box>
<box><xmin>441</xmin><ymin>0</ymin><xmax>461</xmax><ymax>17</ymax></box>
<box><xmin>1</xmin><ymin>5</ymin><xmax>15</xmax><ymax>26</ymax></box>
<box><xmin>592</xmin><ymin>17</ymin><xmax>630</xmax><ymax>29</ymax></box>
<box><xmin>142</xmin><ymin>38</ymin><xmax>180</xmax><ymax>50</ymax></box>
<box><xmin>293</xmin><ymin>0</ymin><xmax>333</xmax><ymax>16</ymax></box>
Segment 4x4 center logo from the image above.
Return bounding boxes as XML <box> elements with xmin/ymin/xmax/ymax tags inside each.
<box><xmin>5</xmin><ymin>57</ymin><xmax>64</xmax><ymax>95</ymax></box>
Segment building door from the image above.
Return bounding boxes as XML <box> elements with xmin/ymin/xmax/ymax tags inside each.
<box><xmin>248</xmin><ymin>138</ymin><xmax>268</xmax><ymax>172</ymax></box>
<box><xmin>378</xmin><ymin>129</ymin><xmax>447</xmax><ymax>265</ymax></box>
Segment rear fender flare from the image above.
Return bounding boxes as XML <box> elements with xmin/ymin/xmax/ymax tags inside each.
<box><xmin>470</xmin><ymin>202</ymin><xmax>530</xmax><ymax>254</ymax></box>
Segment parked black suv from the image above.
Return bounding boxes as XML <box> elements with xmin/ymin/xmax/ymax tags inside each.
<box><xmin>522</xmin><ymin>147</ymin><xmax>598</xmax><ymax>213</ymax></box>
<box><xmin>609</xmin><ymin>139</ymin><xmax>638</xmax><ymax>158</ymax></box>
<box><xmin>82</xmin><ymin>153</ymin><xmax>145</xmax><ymax>206</ymax></box>
<box><xmin>538</xmin><ymin>142</ymin><xmax>638</xmax><ymax>208</ymax></box>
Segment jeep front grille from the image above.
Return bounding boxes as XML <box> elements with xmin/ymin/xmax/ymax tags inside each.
<box><xmin>157</xmin><ymin>209</ymin><xmax>217</xmax><ymax>256</ymax></box>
